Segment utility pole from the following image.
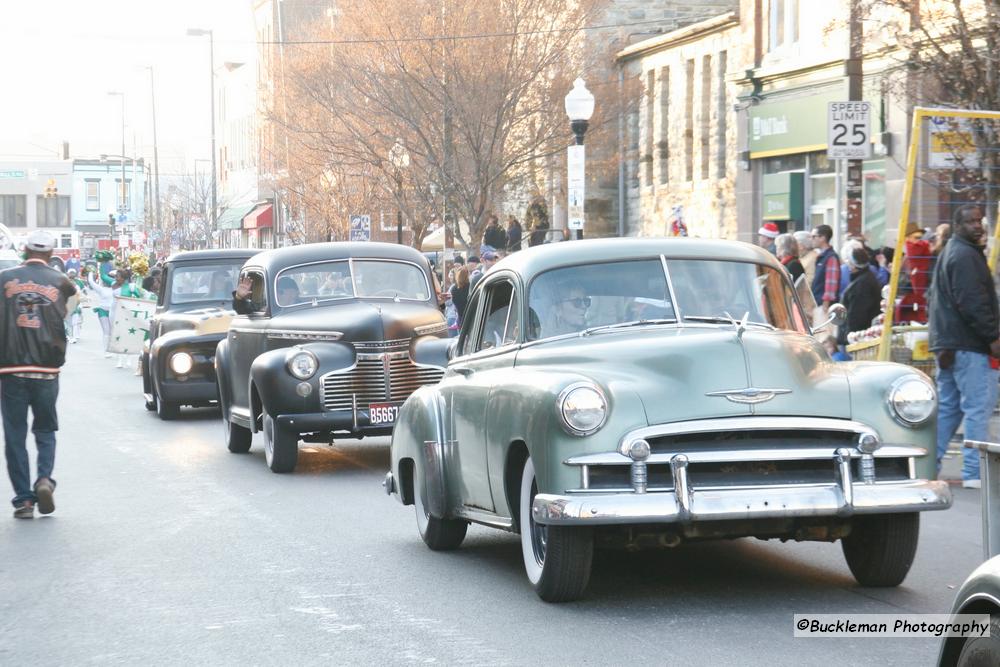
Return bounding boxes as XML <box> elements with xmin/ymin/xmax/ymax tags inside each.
<box><xmin>147</xmin><ymin>66</ymin><xmax>162</xmax><ymax>234</ymax></box>
<box><xmin>846</xmin><ymin>0</ymin><xmax>864</xmax><ymax>238</ymax></box>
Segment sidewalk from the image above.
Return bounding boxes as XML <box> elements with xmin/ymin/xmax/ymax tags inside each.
<box><xmin>937</xmin><ymin>410</ymin><xmax>1000</xmax><ymax>483</ymax></box>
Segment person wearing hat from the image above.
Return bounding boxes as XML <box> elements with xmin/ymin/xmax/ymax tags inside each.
<box><xmin>757</xmin><ymin>222</ymin><xmax>780</xmax><ymax>255</ymax></box>
<box><xmin>64</xmin><ymin>268</ymin><xmax>86</xmax><ymax>343</ymax></box>
<box><xmin>469</xmin><ymin>250</ymin><xmax>497</xmax><ymax>292</ymax></box>
<box><xmin>0</xmin><ymin>230</ymin><xmax>78</xmax><ymax>519</ymax></box>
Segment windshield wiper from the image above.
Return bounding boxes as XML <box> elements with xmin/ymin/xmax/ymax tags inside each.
<box><xmin>682</xmin><ymin>315</ymin><xmax>775</xmax><ymax>330</ymax></box>
<box><xmin>580</xmin><ymin>319</ymin><xmax>677</xmax><ymax>336</ymax></box>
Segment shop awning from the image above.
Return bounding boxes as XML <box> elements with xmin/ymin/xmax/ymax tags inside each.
<box><xmin>242</xmin><ymin>203</ymin><xmax>273</xmax><ymax>229</ymax></box>
<box><xmin>216</xmin><ymin>203</ymin><xmax>257</xmax><ymax>230</ymax></box>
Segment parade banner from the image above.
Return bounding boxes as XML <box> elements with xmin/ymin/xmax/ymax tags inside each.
<box><xmin>108</xmin><ymin>295</ymin><xmax>156</xmax><ymax>354</ymax></box>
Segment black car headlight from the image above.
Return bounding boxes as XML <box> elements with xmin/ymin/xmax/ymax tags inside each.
<box><xmin>169</xmin><ymin>351</ymin><xmax>194</xmax><ymax>375</ymax></box>
<box><xmin>887</xmin><ymin>375</ymin><xmax>936</xmax><ymax>426</ymax></box>
<box><xmin>557</xmin><ymin>382</ymin><xmax>608</xmax><ymax>436</ymax></box>
<box><xmin>286</xmin><ymin>349</ymin><xmax>319</xmax><ymax>380</ymax></box>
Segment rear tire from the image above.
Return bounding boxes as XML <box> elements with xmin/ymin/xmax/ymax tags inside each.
<box><xmin>519</xmin><ymin>457</ymin><xmax>592</xmax><ymax>602</ymax></box>
<box><xmin>263</xmin><ymin>411</ymin><xmax>298</xmax><ymax>473</ymax></box>
<box><xmin>842</xmin><ymin>513</ymin><xmax>919</xmax><ymax>587</ymax></box>
<box><xmin>414</xmin><ymin>475</ymin><xmax>468</xmax><ymax>551</ymax></box>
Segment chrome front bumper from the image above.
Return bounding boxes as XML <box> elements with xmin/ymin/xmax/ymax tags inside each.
<box><xmin>532</xmin><ymin>480</ymin><xmax>952</xmax><ymax>526</ymax></box>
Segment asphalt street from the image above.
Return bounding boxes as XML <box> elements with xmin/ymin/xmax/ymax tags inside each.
<box><xmin>0</xmin><ymin>330</ymin><xmax>990</xmax><ymax>666</ymax></box>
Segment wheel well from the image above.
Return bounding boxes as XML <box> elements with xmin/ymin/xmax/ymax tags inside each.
<box><xmin>250</xmin><ymin>383</ymin><xmax>263</xmax><ymax>431</ymax></box>
<box><xmin>504</xmin><ymin>441</ymin><xmax>529</xmax><ymax>533</ymax></box>
<box><xmin>399</xmin><ymin>458</ymin><xmax>415</xmax><ymax>506</ymax></box>
<box><xmin>939</xmin><ymin>599</ymin><xmax>1000</xmax><ymax>664</ymax></box>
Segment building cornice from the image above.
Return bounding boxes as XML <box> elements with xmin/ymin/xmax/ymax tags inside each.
<box><xmin>616</xmin><ymin>12</ymin><xmax>739</xmax><ymax>62</ymax></box>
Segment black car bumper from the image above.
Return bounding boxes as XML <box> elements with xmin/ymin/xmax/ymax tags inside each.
<box><xmin>276</xmin><ymin>409</ymin><xmax>394</xmax><ymax>438</ymax></box>
<box><xmin>155</xmin><ymin>378</ymin><xmax>219</xmax><ymax>405</ymax></box>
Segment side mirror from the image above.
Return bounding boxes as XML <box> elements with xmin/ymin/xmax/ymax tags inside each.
<box><xmin>814</xmin><ymin>303</ymin><xmax>847</xmax><ymax>333</ymax></box>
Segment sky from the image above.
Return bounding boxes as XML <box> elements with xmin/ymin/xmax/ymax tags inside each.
<box><xmin>0</xmin><ymin>0</ymin><xmax>257</xmax><ymax>178</ymax></box>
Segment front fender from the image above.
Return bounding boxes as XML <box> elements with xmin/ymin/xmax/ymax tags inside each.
<box><xmin>249</xmin><ymin>342</ymin><xmax>355</xmax><ymax>423</ymax></box>
<box><xmin>390</xmin><ymin>385</ymin><xmax>452</xmax><ymax>518</ymax></box>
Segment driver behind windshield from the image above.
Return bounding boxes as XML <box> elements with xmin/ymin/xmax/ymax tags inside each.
<box><xmin>208</xmin><ymin>271</ymin><xmax>232</xmax><ymax>299</ymax></box>
<box><xmin>276</xmin><ymin>276</ymin><xmax>300</xmax><ymax>305</ymax></box>
<box><xmin>548</xmin><ymin>285</ymin><xmax>590</xmax><ymax>336</ymax></box>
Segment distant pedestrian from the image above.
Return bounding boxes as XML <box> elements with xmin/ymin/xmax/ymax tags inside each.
<box><xmin>775</xmin><ymin>233</ymin><xmax>804</xmax><ymax>284</ymax></box>
<box><xmin>483</xmin><ymin>214</ymin><xmax>507</xmax><ymax>252</ymax></box>
<box><xmin>810</xmin><ymin>224</ymin><xmax>841</xmax><ymax>313</ymax></box>
<box><xmin>757</xmin><ymin>222</ymin><xmax>780</xmax><ymax>255</ymax></box>
<box><xmin>793</xmin><ymin>230</ymin><xmax>816</xmax><ymax>286</ymax></box>
<box><xmin>838</xmin><ymin>247</ymin><xmax>881</xmax><ymax>347</ymax></box>
<box><xmin>929</xmin><ymin>204</ymin><xmax>1000</xmax><ymax>488</ymax></box>
<box><xmin>506</xmin><ymin>216</ymin><xmax>523</xmax><ymax>253</ymax></box>
<box><xmin>0</xmin><ymin>231</ymin><xmax>78</xmax><ymax>519</ymax></box>
<box><xmin>449</xmin><ymin>266</ymin><xmax>470</xmax><ymax>326</ymax></box>
<box><xmin>470</xmin><ymin>251</ymin><xmax>497</xmax><ymax>291</ymax></box>
<box><xmin>87</xmin><ymin>266</ymin><xmax>115</xmax><ymax>357</ymax></box>
<box><xmin>528</xmin><ymin>219</ymin><xmax>549</xmax><ymax>247</ymax></box>
<box><xmin>65</xmin><ymin>268</ymin><xmax>85</xmax><ymax>343</ymax></box>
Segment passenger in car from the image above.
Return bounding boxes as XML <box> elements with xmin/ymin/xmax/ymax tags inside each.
<box><xmin>547</xmin><ymin>286</ymin><xmax>590</xmax><ymax>337</ymax></box>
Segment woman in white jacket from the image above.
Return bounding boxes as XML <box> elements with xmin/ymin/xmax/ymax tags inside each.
<box><xmin>87</xmin><ymin>270</ymin><xmax>115</xmax><ymax>357</ymax></box>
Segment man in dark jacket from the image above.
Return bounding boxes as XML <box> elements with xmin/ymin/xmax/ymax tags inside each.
<box><xmin>838</xmin><ymin>247</ymin><xmax>880</xmax><ymax>346</ymax></box>
<box><xmin>929</xmin><ymin>204</ymin><xmax>1000</xmax><ymax>488</ymax></box>
<box><xmin>482</xmin><ymin>214</ymin><xmax>506</xmax><ymax>252</ymax></box>
<box><xmin>0</xmin><ymin>231</ymin><xmax>78</xmax><ymax>518</ymax></box>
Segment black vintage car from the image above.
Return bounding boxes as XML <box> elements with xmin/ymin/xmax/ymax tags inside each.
<box><xmin>216</xmin><ymin>242</ymin><xmax>448</xmax><ymax>473</ymax></box>
<box><xmin>143</xmin><ymin>249</ymin><xmax>259</xmax><ymax>419</ymax></box>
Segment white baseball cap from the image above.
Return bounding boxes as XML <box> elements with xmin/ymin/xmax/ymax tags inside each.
<box><xmin>24</xmin><ymin>230</ymin><xmax>55</xmax><ymax>252</ymax></box>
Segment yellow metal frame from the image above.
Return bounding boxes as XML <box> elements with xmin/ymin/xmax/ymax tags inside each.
<box><xmin>877</xmin><ymin>107</ymin><xmax>1000</xmax><ymax>360</ymax></box>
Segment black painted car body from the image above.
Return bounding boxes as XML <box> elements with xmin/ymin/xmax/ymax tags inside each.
<box><xmin>215</xmin><ymin>242</ymin><xmax>448</xmax><ymax>473</ymax></box>
<box><xmin>142</xmin><ymin>248</ymin><xmax>259</xmax><ymax>420</ymax></box>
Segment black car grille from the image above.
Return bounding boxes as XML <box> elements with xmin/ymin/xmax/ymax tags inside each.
<box><xmin>319</xmin><ymin>340</ymin><xmax>444</xmax><ymax>411</ymax></box>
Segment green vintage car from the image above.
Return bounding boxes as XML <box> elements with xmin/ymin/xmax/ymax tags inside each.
<box><xmin>384</xmin><ymin>238</ymin><xmax>951</xmax><ymax>602</ymax></box>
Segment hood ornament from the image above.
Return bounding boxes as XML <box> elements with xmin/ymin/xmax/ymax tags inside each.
<box><xmin>706</xmin><ymin>387</ymin><xmax>792</xmax><ymax>404</ymax></box>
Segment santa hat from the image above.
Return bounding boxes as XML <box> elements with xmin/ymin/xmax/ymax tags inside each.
<box><xmin>758</xmin><ymin>222</ymin><xmax>780</xmax><ymax>239</ymax></box>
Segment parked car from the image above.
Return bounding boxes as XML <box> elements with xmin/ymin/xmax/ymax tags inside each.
<box><xmin>142</xmin><ymin>249</ymin><xmax>259</xmax><ymax>419</ymax></box>
<box><xmin>938</xmin><ymin>555</ymin><xmax>1000</xmax><ymax>665</ymax></box>
<box><xmin>216</xmin><ymin>242</ymin><xmax>448</xmax><ymax>473</ymax></box>
<box><xmin>385</xmin><ymin>238</ymin><xmax>952</xmax><ymax>602</ymax></box>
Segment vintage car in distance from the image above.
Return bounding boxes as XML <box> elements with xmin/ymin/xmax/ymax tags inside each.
<box><xmin>216</xmin><ymin>242</ymin><xmax>448</xmax><ymax>473</ymax></box>
<box><xmin>143</xmin><ymin>248</ymin><xmax>259</xmax><ymax>419</ymax></box>
<box><xmin>385</xmin><ymin>238</ymin><xmax>952</xmax><ymax>602</ymax></box>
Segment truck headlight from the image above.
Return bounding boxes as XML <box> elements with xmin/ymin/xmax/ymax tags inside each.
<box><xmin>286</xmin><ymin>349</ymin><xmax>318</xmax><ymax>380</ymax></box>
<box><xmin>887</xmin><ymin>375</ymin><xmax>936</xmax><ymax>426</ymax></box>
<box><xmin>170</xmin><ymin>351</ymin><xmax>194</xmax><ymax>375</ymax></box>
<box><xmin>557</xmin><ymin>382</ymin><xmax>608</xmax><ymax>436</ymax></box>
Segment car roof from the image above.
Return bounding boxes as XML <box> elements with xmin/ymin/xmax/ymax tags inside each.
<box><xmin>243</xmin><ymin>242</ymin><xmax>431</xmax><ymax>272</ymax></box>
<box><xmin>165</xmin><ymin>249</ymin><xmax>259</xmax><ymax>264</ymax></box>
<box><xmin>493</xmin><ymin>237</ymin><xmax>783</xmax><ymax>280</ymax></box>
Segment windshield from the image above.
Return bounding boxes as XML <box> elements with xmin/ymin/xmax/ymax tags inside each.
<box><xmin>169</xmin><ymin>262</ymin><xmax>246</xmax><ymax>304</ymax></box>
<box><xmin>526</xmin><ymin>258</ymin><xmax>806</xmax><ymax>341</ymax></box>
<box><xmin>274</xmin><ymin>259</ymin><xmax>430</xmax><ymax>307</ymax></box>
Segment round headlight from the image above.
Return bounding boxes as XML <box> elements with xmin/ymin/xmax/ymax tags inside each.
<box><xmin>888</xmin><ymin>375</ymin><xmax>936</xmax><ymax>426</ymax></box>
<box><xmin>170</xmin><ymin>351</ymin><xmax>194</xmax><ymax>375</ymax></box>
<box><xmin>557</xmin><ymin>383</ymin><xmax>608</xmax><ymax>436</ymax></box>
<box><xmin>286</xmin><ymin>349</ymin><xmax>318</xmax><ymax>380</ymax></box>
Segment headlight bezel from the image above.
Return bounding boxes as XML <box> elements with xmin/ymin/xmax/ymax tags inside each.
<box><xmin>169</xmin><ymin>351</ymin><xmax>194</xmax><ymax>376</ymax></box>
<box><xmin>556</xmin><ymin>381</ymin><xmax>609</xmax><ymax>436</ymax></box>
<box><xmin>286</xmin><ymin>348</ymin><xmax>319</xmax><ymax>381</ymax></box>
<box><xmin>886</xmin><ymin>374</ymin><xmax>936</xmax><ymax>427</ymax></box>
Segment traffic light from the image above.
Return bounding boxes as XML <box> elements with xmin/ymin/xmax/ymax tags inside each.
<box><xmin>44</xmin><ymin>179</ymin><xmax>57</xmax><ymax>198</ymax></box>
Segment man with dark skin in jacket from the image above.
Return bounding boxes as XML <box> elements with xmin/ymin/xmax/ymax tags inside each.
<box><xmin>929</xmin><ymin>204</ymin><xmax>1000</xmax><ymax>488</ymax></box>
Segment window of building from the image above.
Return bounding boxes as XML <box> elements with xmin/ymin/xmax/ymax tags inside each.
<box><xmin>658</xmin><ymin>66</ymin><xmax>670</xmax><ymax>185</ymax></box>
<box><xmin>769</xmin><ymin>0</ymin><xmax>800</xmax><ymax>50</ymax></box>
<box><xmin>643</xmin><ymin>69</ymin><xmax>654</xmax><ymax>187</ymax></box>
<box><xmin>716</xmin><ymin>52</ymin><xmax>728</xmax><ymax>179</ymax></box>
<box><xmin>701</xmin><ymin>54</ymin><xmax>712</xmax><ymax>180</ymax></box>
<box><xmin>685</xmin><ymin>59</ymin><xmax>695</xmax><ymax>181</ymax></box>
<box><xmin>85</xmin><ymin>180</ymin><xmax>100</xmax><ymax>211</ymax></box>
<box><xmin>36</xmin><ymin>196</ymin><xmax>71</xmax><ymax>228</ymax></box>
<box><xmin>114</xmin><ymin>179</ymin><xmax>131</xmax><ymax>211</ymax></box>
<box><xmin>0</xmin><ymin>195</ymin><xmax>27</xmax><ymax>227</ymax></box>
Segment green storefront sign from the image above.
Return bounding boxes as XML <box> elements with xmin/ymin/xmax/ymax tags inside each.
<box><xmin>762</xmin><ymin>172</ymin><xmax>804</xmax><ymax>222</ymax></box>
<box><xmin>749</xmin><ymin>83</ymin><xmax>847</xmax><ymax>158</ymax></box>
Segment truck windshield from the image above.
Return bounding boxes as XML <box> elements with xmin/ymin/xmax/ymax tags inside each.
<box><xmin>170</xmin><ymin>262</ymin><xmax>246</xmax><ymax>304</ymax></box>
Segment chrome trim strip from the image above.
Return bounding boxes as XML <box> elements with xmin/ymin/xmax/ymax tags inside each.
<box><xmin>454</xmin><ymin>506</ymin><xmax>515</xmax><ymax>531</ymax></box>
<box><xmin>531</xmin><ymin>480</ymin><xmax>952</xmax><ymax>526</ymax></box>
<box><xmin>566</xmin><ymin>445</ymin><xmax>927</xmax><ymax>467</ymax></box>
<box><xmin>836</xmin><ymin>448</ymin><xmax>854</xmax><ymax>516</ymax></box>
<box><xmin>414</xmin><ymin>322</ymin><xmax>448</xmax><ymax>336</ymax></box>
<box><xmin>267</xmin><ymin>329</ymin><xmax>344</xmax><ymax>341</ymax></box>
<box><xmin>660</xmin><ymin>255</ymin><xmax>682</xmax><ymax>321</ymax></box>
<box><xmin>581</xmin><ymin>464</ymin><xmax>590</xmax><ymax>490</ymax></box>
<box><xmin>671</xmin><ymin>455</ymin><xmax>690</xmax><ymax>520</ymax></box>
<box><xmin>619</xmin><ymin>417</ymin><xmax>879</xmax><ymax>450</ymax></box>
<box><xmin>705</xmin><ymin>388</ymin><xmax>793</xmax><ymax>405</ymax></box>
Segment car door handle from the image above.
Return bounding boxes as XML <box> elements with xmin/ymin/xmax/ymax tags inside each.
<box><xmin>452</xmin><ymin>366</ymin><xmax>474</xmax><ymax>377</ymax></box>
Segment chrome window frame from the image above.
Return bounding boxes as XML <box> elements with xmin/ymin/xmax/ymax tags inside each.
<box><xmin>273</xmin><ymin>257</ymin><xmax>432</xmax><ymax>309</ymax></box>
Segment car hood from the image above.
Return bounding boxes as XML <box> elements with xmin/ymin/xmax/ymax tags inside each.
<box><xmin>515</xmin><ymin>326</ymin><xmax>851</xmax><ymax>424</ymax></box>
<box><xmin>155</xmin><ymin>307</ymin><xmax>235</xmax><ymax>337</ymax></box>
<box><xmin>273</xmin><ymin>300</ymin><xmax>445</xmax><ymax>342</ymax></box>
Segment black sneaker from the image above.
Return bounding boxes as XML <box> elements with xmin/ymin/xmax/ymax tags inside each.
<box><xmin>35</xmin><ymin>480</ymin><xmax>55</xmax><ymax>515</ymax></box>
<box><xmin>13</xmin><ymin>502</ymin><xmax>34</xmax><ymax>519</ymax></box>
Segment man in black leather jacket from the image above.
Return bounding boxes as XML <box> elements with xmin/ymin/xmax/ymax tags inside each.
<box><xmin>0</xmin><ymin>230</ymin><xmax>78</xmax><ymax>518</ymax></box>
<box><xmin>928</xmin><ymin>204</ymin><xmax>1000</xmax><ymax>488</ymax></box>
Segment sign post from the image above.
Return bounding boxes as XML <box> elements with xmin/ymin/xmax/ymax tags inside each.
<box><xmin>828</xmin><ymin>101</ymin><xmax>871</xmax><ymax>240</ymax></box>
<box><xmin>349</xmin><ymin>214</ymin><xmax>371</xmax><ymax>242</ymax></box>
<box><xmin>567</xmin><ymin>145</ymin><xmax>585</xmax><ymax>235</ymax></box>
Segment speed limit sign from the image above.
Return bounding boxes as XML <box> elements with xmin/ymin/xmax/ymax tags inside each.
<box><xmin>827</xmin><ymin>101</ymin><xmax>872</xmax><ymax>160</ymax></box>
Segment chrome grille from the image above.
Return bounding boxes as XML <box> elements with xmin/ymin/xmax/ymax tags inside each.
<box><xmin>319</xmin><ymin>341</ymin><xmax>444</xmax><ymax>411</ymax></box>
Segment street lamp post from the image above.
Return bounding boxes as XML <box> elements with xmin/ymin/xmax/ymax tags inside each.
<box><xmin>564</xmin><ymin>78</ymin><xmax>595</xmax><ymax>241</ymax></box>
<box><xmin>187</xmin><ymin>28</ymin><xmax>217</xmax><ymax>238</ymax></box>
<box><xmin>389</xmin><ymin>140</ymin><xmax>410</xmax><ymax>245</ymax></box>
<box><xmin>146</xmin><ymin>66</ymin><xmax>162</xmax><ymax>234</ymax></box>
<box><xmin>107</xmin><ymin>91</ymin><xmax>127</xmax><ymax>222</ymax></box>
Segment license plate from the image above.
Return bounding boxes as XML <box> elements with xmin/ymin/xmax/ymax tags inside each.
<box><xmin>369</xmin><ymin>402</ymin><xmax>403</xmax><ymax>426</ymax></box>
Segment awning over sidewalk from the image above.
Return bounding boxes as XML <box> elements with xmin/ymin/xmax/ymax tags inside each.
<box><xmin>216</xmin><ymin>203</ymin><xmax>257</xmax><ymax>230</ymax></box>
<box><xmin>242</xmin><ymin>203</ymin><xmax>273</xmax><ymax>229</ymax></box>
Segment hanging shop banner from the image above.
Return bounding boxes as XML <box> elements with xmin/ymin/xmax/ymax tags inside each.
<box><xmin>108</xmin><ymin>295</ymin><xmax>156</xmax><ymax>354</ymax></box>
<box><xmin>927</xmin><ymin>116</ymin><xmax>980</xmax><ymax>169</ymax></box>
<box><xmin>567</xmin><ymin>145</ymin><xmax>585</xmax><ymax>230</ymax></box>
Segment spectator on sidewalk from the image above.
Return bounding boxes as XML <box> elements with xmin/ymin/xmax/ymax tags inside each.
<box><xmin>483</xmin><ymin>214</ymin><xmax>507</xmax><ymax>253</ymax></box>
<box><xmin>810</xmin><ymin>224</ymin><xmax>841</xmax><ymax>314</ymax></box>
<box><xmin>838</xmin><ymin>247</ymin><xmax>881</xmax><ymax>348</ymax></box>
<box><xmin>793</xmin><ymin>230</ymin><xmax>817</xmax><ymax>287</ymax></box>
<box><xmin>506</xmin><ymin>216</ymin><xmax>523</xmax><ymax>253</ymax></box>
<box><xmin>775</xmin><ymin>233</ymin><xmax>804</xmax><ymax>284</ymax></box>
<box><xmin>757</xmin><ymin>222</ymin><xmax>780</xmax><ymax>255</ymax></box>
<box><xmin>0</xmin><ymin>231</ymin><xmax>78</xmax><ymax>519</ymax></box>
<box><xmin>929</xmin><ymin>204</ymin><xmax>1000</xmax><ymax>489</ymax></box>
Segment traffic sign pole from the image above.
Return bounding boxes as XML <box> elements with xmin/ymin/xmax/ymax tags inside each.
<box><xmin>828</xmin><ymin>101</ymin><xmax>871</xmax><ymax>239</ymax></box>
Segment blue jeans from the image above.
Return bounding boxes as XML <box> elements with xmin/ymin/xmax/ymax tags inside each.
<box><xmin>936</xmin><ymin>351</ymin><xmax>999</xmax><ymax>481</ymax></box>
<box><xmin>1</xmin><ymin>376</ymin><xmax>59</xmax><ymax>507</ymax></box>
